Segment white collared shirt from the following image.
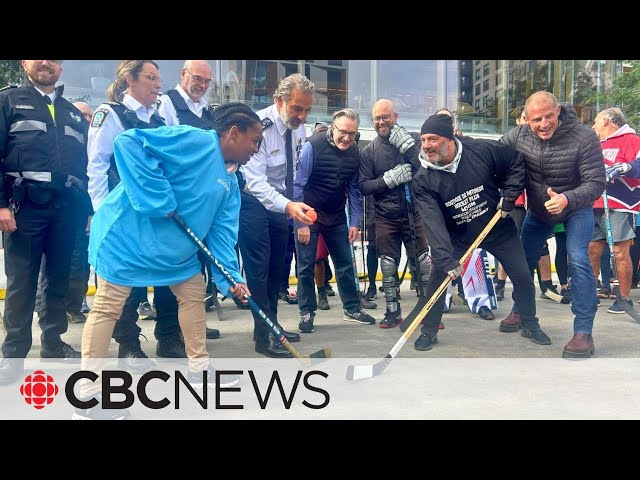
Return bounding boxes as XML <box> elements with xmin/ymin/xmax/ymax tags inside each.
<box><xmin>31</xmin><ymin>82</ymin><xmax>57</xmax><ymax>104</ymax></box>
<box><xmin>156</xmin><ymin>85</ymin><xmax>209</xmax><ymax>126</ymax></box>
<box><xmin>241</xmin><ymin>104</ymin><xmax>305</xmax><ymax>212</ymax></box>
<box><xmin>87</xmin><ymin>94</ymin><xmax>158</xmax><ymax>211</ymax></box>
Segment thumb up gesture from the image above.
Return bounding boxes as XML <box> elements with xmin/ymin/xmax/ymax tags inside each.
<box><xmin>544</xmin><ymin>187</ymin><xmax>568</xmax><ymax>215</ymax></box>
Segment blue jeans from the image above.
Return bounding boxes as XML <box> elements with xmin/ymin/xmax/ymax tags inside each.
<box><xmin>296</xmin><ymin>222</ymin><xmax>360</xmax><ymax>315</ymax></box>
<box><xmin>518</xmin><ymin>208</ymin><xmax>596</xmax><ymax>334</ymax></box>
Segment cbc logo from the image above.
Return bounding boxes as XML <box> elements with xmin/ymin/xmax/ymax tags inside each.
<box><xmin>20</xmin><ymin>370</ymin><xmax>59</xmax><ymax>410</ymax></box>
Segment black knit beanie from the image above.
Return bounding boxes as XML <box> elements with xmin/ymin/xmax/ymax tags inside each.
<box><xmin>420</xmin><ymin>113</ymin><xmax>454</xmax><ymax>139</ymax></box>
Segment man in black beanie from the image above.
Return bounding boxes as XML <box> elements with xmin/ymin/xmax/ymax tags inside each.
<box><xmin>410</xmin><ymin>114</ymin><xmax>551</xmax><ymax>351</ymax></box>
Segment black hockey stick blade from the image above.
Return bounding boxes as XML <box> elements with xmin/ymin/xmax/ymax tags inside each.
<box><xmin>612</xmin><ymin>284</ymin><xmax>640</xmax><ymax>323</ymax></box>
<box><xmin>172</xmin><ymin>213</ymin><xmax>333</xmax><ymax>364</ymax></box>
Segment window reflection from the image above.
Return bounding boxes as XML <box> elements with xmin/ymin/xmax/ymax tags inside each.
<box><xmin>56</xmin><ymin>59</ymin><xmax>620</xmax><ymax>138</ymax></box>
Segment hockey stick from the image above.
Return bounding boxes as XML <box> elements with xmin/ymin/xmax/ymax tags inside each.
<box><xmin>360</xmin><ymin>195</ymin><xmax>369</xmax><ymax>286</ymax></box>
<box><xmin>204</xmin><ymin>290</ymin><xmax>224</xmax><ymax>321</ymax></box>
<box><xmin>346</xmin><ymin>203</ymin><xmax>377</xmax><ymax>309</ymax></box>
<box><xmin>541</xmin><ymin>287</ymin><xmax>564</xmax><ymax>303</ymax></box>
<box><xmin>347</xmin><ymin>210</ymin><xmax>502</xmax><ymax>381</ymax></box>
<box><xmin>172</xmin><ymin>213</ymin><xmax>332</xmax><ymax>362</ymax></box>
<box><xmin>399</xmin><ymin>157</ymin><xmax>425</xmax><ymax>298</ymax></box>
<box><xmin>602</xmin><ymin>189</ymin><xmax>640</xmax><ymax>323</ymax></box>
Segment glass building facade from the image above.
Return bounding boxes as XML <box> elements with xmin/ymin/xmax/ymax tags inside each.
<box><xmin>58</xmin><ymin>60</ymin><xmax>621</xmax><ymax>141</ymax></box>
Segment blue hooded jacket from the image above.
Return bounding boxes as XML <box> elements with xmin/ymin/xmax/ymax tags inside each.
<box><xmin>88</xmin><ymin>124</ymin><xmax>243</xmax><ymax>294</ymax></box>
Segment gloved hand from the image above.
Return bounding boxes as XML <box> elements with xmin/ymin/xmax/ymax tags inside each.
<box><xmin>605</xmin><ymin>163</ymin><xmax>632</xmax><ymax>183</ymax></box>
<box><xmin>447</xmin><ymin>263</ymin><xmax>463</xmax><ymax>280</ymax></box>
<box><xmin>388</xmin><ymin>125</ymin><xmax>415</xmax><ymax>155</ymax></box>
<box><xmin>382</xmin><ymin>163</ymin><xmax>412</xmax><ymax>189</ymax></box>
<box><xmin>496</xmin><ymin>197</ymin><xmax>515</xmax><ymax>219</ymax></box>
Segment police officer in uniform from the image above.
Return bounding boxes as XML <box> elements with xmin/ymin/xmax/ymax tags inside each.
<box><xmin>238</xmin><ymin>73</ymin><xmax>316</xmax><ymax>357</ymax></box>
<box><xmin>87</xmin><ymin>60</ymin><xmax>181</xmax><ymax>371</ymax></box>
<box><xmin>0</xmin><ymin>60</ymin><xmax>88</xmax><ymax>385</ymax></box>
<box><xmin>157</xmin><ymin>60</ymin><xmax>221</xmax><ymax>341</ymax></box>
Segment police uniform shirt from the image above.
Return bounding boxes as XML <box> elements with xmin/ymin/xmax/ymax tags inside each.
<box><xmin>156</xmin><ymin>85</ymin><xmax>208</xmax><ymax>126</ymax></box>
<box><xmin>87</xmin><ymin>94</ymin><xmax>159</xmax><ymax>211</ymax></box>
<box><xmin>242</xmin><ymin>103</ymin><xmax>305</xmax><ymax>213</ymax></box>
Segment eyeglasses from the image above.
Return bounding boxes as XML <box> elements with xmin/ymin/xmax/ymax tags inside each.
<box><xmin>141</xmin><ymin>72</ymin><xmax>163</xmax><ymax>84</ymax></box>
<box><xmin>186</xmin><ymin>69</ymin><xmax>213</xmax><ymax>86</ymax></box>
<box><xmin>372</xmin><ymin>113</ymin><xmax>392</xmax><ymax>123</ymax></box>
<box><xmin>333</xmin><ymin>125</ymin><xmax>358</xmax><ymax>139</ymax></box>
<box><xmin>34</xmin><ymin>60</ymin><xmax>61</xmax><ymax>66</ymax></box>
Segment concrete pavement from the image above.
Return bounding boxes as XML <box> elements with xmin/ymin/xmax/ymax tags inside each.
<box><xmin>2</xmin><ymin>278</ymin><xmax>639</xmax><ymax>360</ymax></box>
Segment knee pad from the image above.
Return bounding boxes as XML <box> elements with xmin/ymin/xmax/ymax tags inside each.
<box><xmin>380</xmin><ymin>255</ymin><xmax>397</xmax><ymax>283</ymax></box>
<box><xmin>418</xmin><ymin>251</ymin><xmax>433</xmax><ymax>283</ymax></box>
<box><xmin>380</xmin><ymin>255</ymin><xmax>399</xmax><ymax>302</ymax></box>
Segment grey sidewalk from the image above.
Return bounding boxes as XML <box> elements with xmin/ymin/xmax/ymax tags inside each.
<box><xmin>2</xmin><ymin>280</ymin><xmax>639</xmax><ymax>360</ymax></box>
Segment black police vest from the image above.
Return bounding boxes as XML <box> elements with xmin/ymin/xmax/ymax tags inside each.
<box><xmin>164</xmin><ymin>90</ymin><xmax>214</xmax><ymax>129</ymax></box>
<box><xmin>0</xmin><ymin>83</ymin><xmax>88</xmax><ymax>189</ymax></box>
<box><xmin>107</xmin><ymin>102</ymin><xmax>166</xmax><ymax>191</ymax></box>
<box><xmin>304</xmin><ymin>132</ymin><xmax>359</xmax><ymax>215</ymax></box>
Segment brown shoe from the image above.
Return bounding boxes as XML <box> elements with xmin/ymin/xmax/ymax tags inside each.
<box><xmin>562</xmin><ymin>333</ymin><xmax>595</xmax><ymax>358</ymax></box>
<box><xmin>499</xmin><ymin>311</ymin><xmax>521</xmax><ymax>332</ymax></box>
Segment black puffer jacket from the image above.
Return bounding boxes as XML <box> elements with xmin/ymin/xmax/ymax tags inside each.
<box><xmin>500</xmin><ymin>104</ymin><xmax>605</xmax><ymax>224</ymax></box>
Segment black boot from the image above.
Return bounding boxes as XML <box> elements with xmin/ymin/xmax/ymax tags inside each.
<box><xmin>156</xmin><ymin>334</ymin><xmax>187</xmax><ymax>358</ymax></box>
<box><xmin>118</xmin><ymin>340</ymin><xmax>156</xmax><ymax>374</ymax></box>
<box><xmin>318</xmin><ymin>289</ymin><xmax>330</xmax><ymax>310</ymax></box>
<box><xmin>255</xmin><ymin>334</ymin><xmax>293</xmax><ymax>358</ymax></box>
<box><xmin>414</xmin><ymin>329</ymin><xmax>438</xmax><ymax>351</ymax></box>
<box><xmin>276</xmin><ymin>324</ymin><xmax>300</xmax><ymax>342</ymax></box>
<box><xmin>206</xmin><ymin>327</ymin><xmax>220</xmax><ymax>339</ymax></box>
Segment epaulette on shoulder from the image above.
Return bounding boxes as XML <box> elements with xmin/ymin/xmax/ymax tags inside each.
<box><xmin>261</xmin><ymin>117</ymin><xmax>274</xmax><ymax>130</ymax></box>
<box><xmin>0</xmin><ymin>84</ymin><xmax>18</xmax><ymax>93</ymax></box>
<box><xmin>106</xmin><ymin>101</ymin><xmax>122</xmax><ymax>107</ymax></box>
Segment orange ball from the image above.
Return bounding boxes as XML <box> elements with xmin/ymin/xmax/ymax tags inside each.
<box><xmin>307</xmin><ymin>210</ymin><xmax>317</xmax><ymax>223</ymax></box>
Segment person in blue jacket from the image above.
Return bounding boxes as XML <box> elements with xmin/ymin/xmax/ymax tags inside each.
<box><xmin>76</xmin><ymin>103</ymin><xmax>261</xmax><ymax>419</ymax></box>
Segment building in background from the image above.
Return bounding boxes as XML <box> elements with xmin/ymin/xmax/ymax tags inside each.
<box><xmin>58</xmin><ymin>60</ymin><xmax>621</xmax><ymax>142</ymax></box>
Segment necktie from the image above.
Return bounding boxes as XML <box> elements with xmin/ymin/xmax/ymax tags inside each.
<box><xmin>285</xmin><ymin>128</ymin><xmax>293</xmax><ymax>199</ymax></box>
<box><xmin>44</xmin><ymin>95</ymin><xmax>55</xmax><ymax>121</ymax></box>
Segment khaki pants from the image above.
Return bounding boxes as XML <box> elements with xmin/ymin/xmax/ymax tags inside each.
<box><xmin>80</xmin><ymin>273</ymin><xmax>208</xmax><ymax>398</ymax></box>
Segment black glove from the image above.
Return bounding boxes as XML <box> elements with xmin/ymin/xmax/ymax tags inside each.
<box><xmin>388</xmin><ymin>125</ymin><xmax>415</xmax><ymax>155</ymax></box>
<box><xmin>497</xmin><ymin>197</ymin><xmax>515</xmax><ymax>219</ymax></box>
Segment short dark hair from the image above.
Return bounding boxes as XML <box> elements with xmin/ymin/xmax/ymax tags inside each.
<box><xmin>210</xmin><ymin>102</ymin><xmax>260</xmax><ymax>136</ymax></box>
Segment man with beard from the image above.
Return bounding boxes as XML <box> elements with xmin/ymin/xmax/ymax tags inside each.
<box><xmin>411</xmin><ymin>113</ymin><xmax>548</xmax><ymax>351</ymax></box>
<box><xmin>0</xmin><ymin>60</ymin><xmax>89</xmax><ymax>384</ymax></box>
<box><xmin>238</xmin><ymin>73</ymin><xmax>316</xmax><ymax>357</ymax></box>
<box><xmin>157</xmin><ymin>60</ymin><xmax>222</xmax><ymax>347</ymax></box>
<box><xmin>358</xmin><ymin>99</ymin><xmax>431</xmax><ymax>329</ymax></box>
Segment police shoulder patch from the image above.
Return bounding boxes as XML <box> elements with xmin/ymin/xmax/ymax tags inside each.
<box><xmin>261</xmin><ymin>117</ymin><xmax>274</xmax><ymax>130</ymax></box>
<box><xmin>91</xmin><ymin>108</ymin><xmax>110</xmax><ymax>128</ymax></box>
